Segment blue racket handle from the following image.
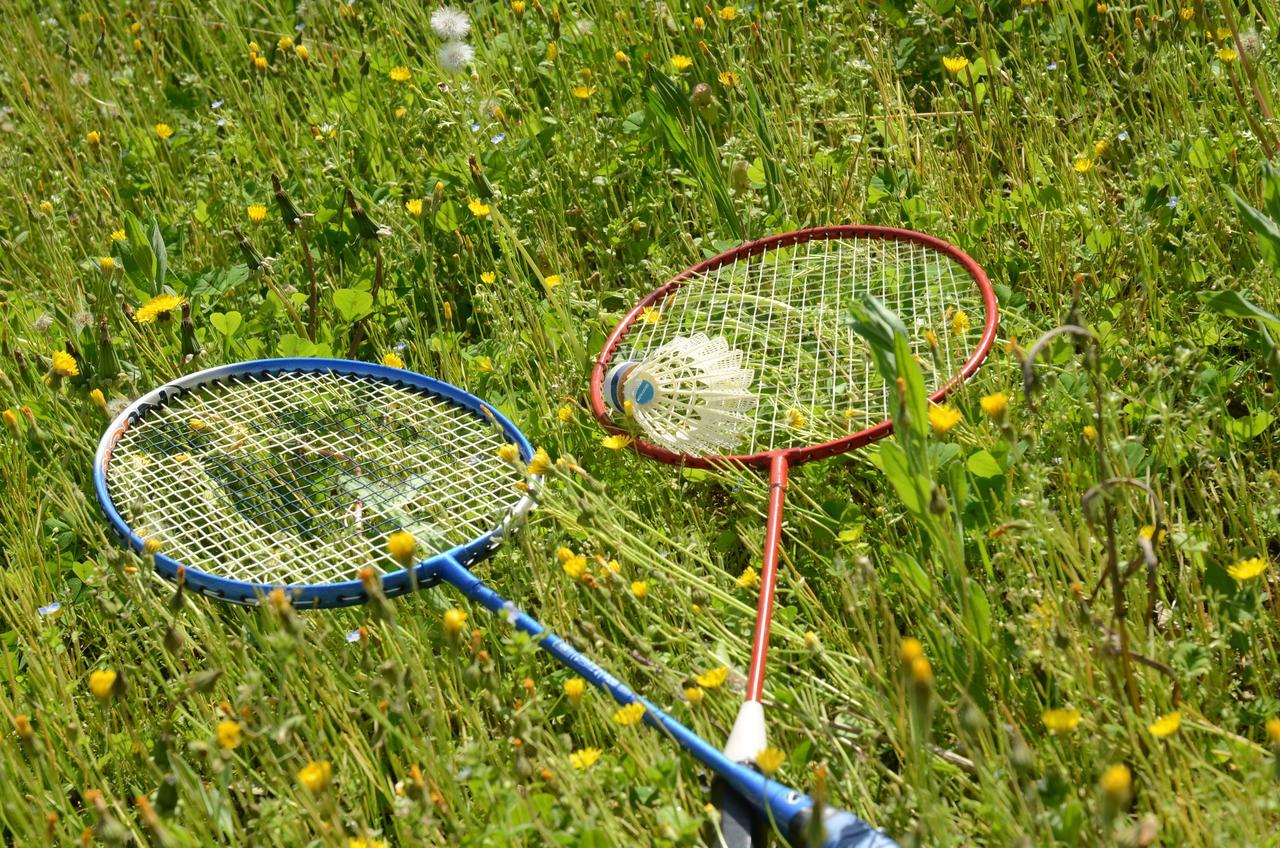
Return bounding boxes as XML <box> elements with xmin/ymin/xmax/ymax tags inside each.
<box><xmin>436</xmin><ymin>556</ymin><xmax>897</xmax><ymax>848</ymax></box>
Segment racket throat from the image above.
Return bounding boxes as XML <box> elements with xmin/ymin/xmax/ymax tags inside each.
<box><xmin>723</xmin><ymin>699</ymin><xmax>768</xmax><ymax>763</ymax></box>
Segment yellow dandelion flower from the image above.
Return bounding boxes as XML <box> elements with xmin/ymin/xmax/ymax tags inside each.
<box><xmin>544</xmin><ymin>274</ymin><xmax>562</xmax><ymax>288</ymax></box>
<box><xmin>1215</xmin><ymin>27</ymin><xmax>1232</xmax><ymax>40</ymax></box>
<box><xmin>381</xmin><ymin>351</ymin><xmax>405</xmax><ymax>369</ymax></box>
<box><xmin>498</xmin><ymin>443</ymin><xmax>521</xmax><ymax>462</ymax></box>
<box><xmin>216</xmin><ymin>720</ymin><xmax>242</xmax><ymax>750</ymax></box>
<box><xmin>481</xmin><ymin>271</ymin><xmax>497</xmax><ymax>284</ymax></box>
<box><xmin>87</xmin><ymin>130</ymin><xmax>101</xmax><ymax>145</ymax></box>
<box><xmin>804</xmin><ymin>631</ymin><xmax>821</xmax><ymax>651</ymax></box>
<box><xmin>630</xmin><ymin>580</ymin><xmax>649</xmax><ymax>599</ymax></box>
<box><xmin>1267</xmin><ymin>718</ymin><xmax>1280</xmax><ymax>745</ymax></box>
<box><xmin>569</xmin><ymin>747</ymin><xmax>601</xmax><ymax>769</ymax></box>
<box><xmin>51</xmin><ymin>351</ymin><xmax>79</xmax><ymax>378</ymax></box>
<box><xmin>348</xmin><ymin>839</ymin><xmax>386</xmax><ymax>848</ymax></box>
<box><xmin>572</xmin><ymin>85</ymin><xmax>596</xmax><ymax>99</ymax></box>
<box><xmin>910</xmin><ymin>656</ymin><xmax>933</xmax><ymax>685</ymax></box>
<box><xmin>247</xmin><ymin>204</ymin><xmax>267</xmax><ymax>224</ymax></box>
<box><xmin>512</xmin><ymin>0</ymin><xmax>526</xmax><ymax>13</ymax></box>
<box><xmin>1099</xmin><ymin>763</ymin><xmax>1131</xmax><ymax>800</ymax></box>
<box><xmin>1227</xmin><ymin>556</ymin><xmax>1268</xmax><ymax>582</ymax></box>
<box><xmin>928</xmin><ymin>403</ymin><xmax>962</xmax><ymax>435</ymax></box>
<box><xmin>980</xmin><ymin>392</ymin><xmax>1009</xmax><ymax>420</ymax></box>
<box><xmin>615</xmin><ymin>50</ymin><xmax>630</xmax><ymax>67</ymax></box>
<box><xmin>297</xmin><ymin>760</ymin><xmax>332</xmax><ymax>791</ymax></box>
<box><xmin>295</xmin><ymin>45</ymin><xmax>310</xmax><ymax>61</ymax></box>
<box><xmin>254</xmin><ymin>55</ymin><xmax>268</xmax><ymax>71</ymax></box>
<box><xmin>405</xmin><ymin>198</ymin><xmax>423</xmax><ymax>217</ymax></box>
<box><xmin>527</xmin><ymin>447</ymin><xmax>552</xmax><ymax>476</ymax></box>
<box><xmin>1074</xmin><ymin>157</ymin><xmax>1094</xmax><ymax>173</ymax></box>
<box><xmin>1148</xmin><ymin>711</ymin><xmax>1181</xmax><ymax>738</ymax></box>
<box><xmin>468</xmin><ymin>198</ymin><xmax>491</xmax><ymax>217</ymax></box>
<box><xmin>694</xmin><ymin>16</ymin><xmax>706</xmax><ymax>30</ymax></box>
<box><xmin>1083</xmin><ymin>424</ymin><xmax>1097</xmax><ymax>441</ymax></box>
<box><xmin>1217</xmin><ymin>47</ymin><xmax>1238</xmax><ymax>62</ymax></box>
<box><xmin>89</xmin><ymin>668</ymin><xmax>117</xmax><ymax>700</ymax></box>
<box><xmin>1179</xmin><ymin>6</ymin><xmax>1193</xmax><ymax>20</ymax></box>
<box><xmin>442</xmin><ymin>608</ymin><xmax>468</xmax><ymax>636</ymax></box>
<box><xmin>564</xmin><ymin>678</ymin><xmax>586</xmax><ymax>704</ymax></box>
<box><xmin>134</xmin><ymin>293</ymin><xmax>186</xmax><ymax>324</ymax></box>
<box><xmin>613</xmin><ymin>702</ymin><xmax>646</xmax><ymax>726</ymax></box>
<box><xmin>475</xmin><ymin>355</ymin><xmax>493</xmax><ymax>373</ymax></box>
<box><xmin>90</xmin><ymin>388</ymin><xmax>107</xmax><ymax>412</ymax></box>
<box><xmin>671</xmin><ymin>55</ymin><xmax>693</xmax><ymax>71</ymax></box>
<box><xmin>900</xmin><ymin>637</ymin><xmax>924</xmax><ymax>664</ymax></box>
<box><xmin>684</xmin><ymin>685</ymin><xmax>705</xmax><ymax>705</ymax></box>
<box><xmin>943</xmin><ymin>55</ymin><xmax>969</xmax><ymax>74</ymax></box>
<box><xmin>154</xmin><ymin>123</ymin><xmax>173</xmax><ymax>139</ymax></box>
<box><xmin>951</xmin><ymin>309</ymin><xmax>971</xmax><ymax>334</ymax></box>
<box><xmin>718</xmin><ymin>70</ymin><xmax>740</xmax><ymax>87</ymax></box>
<box><xmin>545</xmin><ymin>42</ymin><xmax>558</xmax><ymax>61</ymax></box>
<box><xmin>1042</xmin><ymin>708</ymin><xmax>1082</xmax><ymax>734</ymax></box>
<box><xmin>641</xmin><ymin>306</ymin><xmax>661</xmax><ymax>324</ymax></box>
<box><xmin>696</xmin><ymin>666</ymin><xmax>729</xmax><ymax>689</ymax></box>
<box><xmin>562</xmin><ymin>555</ymin><xmax>588</xmax><ymax>579</ymax></box>
<box><xmin>755</xmin><ymin>746</ymin><xmax>785</xmax><ymax>775</ymax></box>
<box><xmin>389</xmin><ymin>66</ymin><xmax>412</xmax><ymax>82</ymax></box>
<box><xmin>785</xmin><ymin>407</ymin><xmax>807</xmax><ymax>429</ymax></box>
<box><xmin>1094</xmin><ymin>139</ymin><xmax>1111</xmax><ymax>156</ymax></box>
<box><xmin>556</xmin><ymin>404</ymin><xmax>574</xmax><ymax>423</ymax></box>
<box><xmin>110</xmin><ymin>229</ymin><xmax>127</xmax><ymax>242</ymax></box>
<box><xmin>387</xmin><ymin>530</ymin><xmax>417</xmax><ymax>567</ymax></box>
<box><xmin>277</xmin><ymin>35</ymin><xmax>294</xmax><ymax>51</ymax></box>
<box><xmin>735</xmin><ymin>567</ymin><xmax>759</xmax><ymax>589</ymax></box>
<box><xmin>601</xmin><ymin>434</ymin><xmax>632</xmax><ymax>450</ymax></box>
<box><xmin>1096</xmin><ymin>2</ymin><xmax>1108</xmax><ymax>12</ymax></box>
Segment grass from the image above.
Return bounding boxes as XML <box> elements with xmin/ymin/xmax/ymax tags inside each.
<box><xmin>1</xmin><ymin>0</ymin><xmax>1279</xmax><ymax>845</ymax></box>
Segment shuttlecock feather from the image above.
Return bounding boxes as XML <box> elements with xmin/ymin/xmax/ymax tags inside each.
<box><xmin>606</xmin><ymin>333</ymin><xmax>756</xmax><ymax>455</ymax></box>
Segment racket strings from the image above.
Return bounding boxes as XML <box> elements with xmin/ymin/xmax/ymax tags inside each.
<box><xmin>616</xmin><ymin>236</ymin><xmax>984</xmax><ymax>456</ymax></box>
<box><xmin>106</xmin><ymin>370</ymin><xmax>525</xmax><ymax>587</ymax></box>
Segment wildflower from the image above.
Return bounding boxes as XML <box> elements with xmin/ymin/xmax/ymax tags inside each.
<box><xmin>785</xmin><ymin>407</ymin><xmax>806</xmax><ymax>429</ymax></box>
<box><xmin>297</xmin><ymin>760</ymin><xmax>332</xmax><ymax>791</ymax></box>
<box><xmin>1042</xmin><ymin>708</ymin><xmax>1082</xmax><ymax>734</ymax></box>
<box><xmin>804</xmin><ymin>631</ymin><xmax>821</xmax><ymax>651</ymax></box>
<box><xmin>247</xmin><ymin>204</ymin><xmax>267</xmax><ymax>224</ymax></box>
<box><xmin>382</xmin><ymin>351</ymin><xmax>405</xmax><ymax>369</ymax></box>
<box><xmin>110</xmin><ymin>229</ymin><xmax>126</xmax><ymax>242</ymax></box>
<box><xmin>909</xmin><ymin>656</ymin><xmax>933</xmax><ymax>685</ymax></box>
<box><xmin>295</xmin><ymin>45</ymin><xmax>310</xmax><ymax>60</ymax></box>
<box><xmin>1099</xmin><ymin>763</ymin><xmax>1132</xmax><ymax>801</ymax></box>
<box><xmin>980</xmin><ymin>392</ymin><xmax>1009</xmax><ymax>421</ymax></box>
<box><xmin>1267</xmin><ymin>718</ymin><xmax>1280</xmax><ymax>745</ymax></box>
<box><xmin>1083</xmin><ymin>424</ymin><xmax>1097</xmax><ymax>441</ymax></box>
<box><xmin>569</xmin><ymin>747</ymin><xmax>601</xmax><ymax>769</ymax></box>
<box><xmin>900</xmin><ymin>637</ymin><xmax>924</xmax><ymax>664</ymax></box>
<box><xmin>349</xmin><ymin>839</ymin><xmax>387</xmax><ymax>848</ymax></box>
<box><xmin>696</xmin><ymin>666</ymin><xmax>729</xmax><ymax>688</ymax></box>
<box><xmin>557</xmin><ymin>404</ymin><xmax>574</xmax><ymax>423</ymax></box>
<box><xmin>527</xmin><ymin>447</ymin><xmax>552</xmax><ymax>475</ymax></box>
<box><xmin>640</xmin><ymin>306</ymin><xmax>661</xmax><ymax>324</ymax></box>
<box><xmin>430</xmin><ymin>6</ymin><xmax>471</xmax><ymax>40</ymax></box>
<box><xmin>155</xmin><ymin>123</ymin><xmax>173</xmax><ymax>139</ymax></box>
<box><xmin>943</xmin><ymin>56</ymin><xmax>969</xmax><ymax>74</ymax></box>
<box><xmin>735</xmin><ymin>567</ymin><xmax>759</xmax><ymax>589</ymax></box>
<box><xmin>950</xmin><ymin>310</ymin><xmax>971</xmax><ymax>335</ymax></box>
<box><xmin>1074</xmin><ymin>157</ymin><xmax>1094</xmax><ymax>173</ymax></box>
<box><xmin>468</xmin><ymin>198</ymin><xmax>491</xmax><ymax>217</ymax></box>
<box><xmin>387</xmin><ymin>530</ymin><xmax>417</xmax><ymax>567</ymax></box>
<box><xmin>216</xmin><ymin>720</ymin><xmax>242</xmax><ymax>750</ymax></box>
<box><xmin>2</xmin><ymin>410</ymin><xmax>18</xmax><ymax>434</ymax></box>
<box><xmin>444</xmin><ymin>303</ymin><xmax>455</xmax><ymax>322</ymax></box>
<box><xmin>51</xmin><ymin>351</ymin><xmax>79</xmax><ymax>378</ymax></box>
<box><xmin>143</xmin><ymin>538</ymin><xmax>163</xmax><ymax>556</ymax></box>
<box><xmin>681</xmin><ymin>686</ymin><xmax>705</xmax><ymax>706</ymax></box>
<box><xmin>543</xmin><ymin>274</ymin><xmax>562</xmax><ymax>288</ymax></box>
<box><xmin>40</xmin><ymin>601</ymin><xmax>62</xmax><ymax>616</ymax></box>
<box><xmin>405</xmin><ymin>198</ymin><xmax>423</xmax><ymax>217</ymax></box>
<box><xmin>694</xmin><ymin>16</ymin><xmax>706</xmax><ymax>30</ymax></box>
<box><xmin>630</xmin><ymin>580</ymin><xmax>649</xmax><ymax>599</ymax></box>
<box><xmin>498</xmin><ymin>443</ymin><xmax>521</xmax><ymax>462</ymax></box>
<box><xmin>389</xmin><ymin>66</ymin><xmax>412</xmax><ymax>82</ymax></box>
<box><xmin>1096</xmin><ymin>2</ymin><xmax>1107</xmax><ymax>11</ymax></box>
<box><xmin>1227</xmin><ymin>556</ymin><xmax>1268</xmax><ymax>582</ymax></box>
<box><xmin>718</xmin><ymin>70</ymin><xmax>739</xmax><ymax>87</ymax></box>
<box><xmin>1093</xmin><ymin>139</ymin><xmax>1111</xmax><ymax>157</ymax></box>
<box><xmin>572</xmin><ymin>85</ymin><xmax>595</xmax><ymax>100</ymax></box>
<box><xmin>442</xmin><ymin>608</ymin><xmax>468</xmax><ymax>636</ymax></box>
<box><xmin>562</xmin><ymin>555</ymin><xmax>588</xmax><ymax>579</ymax></box>
<box><xmin>277</xmin><ymin>36</ymin><xmax>294</xmax><ymax>50</ymax></box>
<box><xmin>14</xmin><ymin>715</ymin><xmax>33</xmax><ymax>740</ymax></box>
<box><xmin>1179</xmin><ymin>6</ymin><xmax>1193</xmax><ymax>21</ymax></box>
<box><xmin>87</xmin><ymin>130</ymin><xmax>101</xmax><ymax>144</ymax></box>
<box><xmin>512</xmin><ymin>1</ymin><xmax>526</xmax><ymax>15</ymax></box>
<box><xmin>754</xmin><ymin>747</ymin><xmax>785</xmax><ymax>774</ymax></box>
<box><xmin>99</xmin><ymin>256</ymin><xmax>117</xmax><ymax>271</ymax></box>
<box><xmin>613</xmin><ymin>702</ymin><xmax>645</xmax><ymax>726</ymax></box>
<box><xmin>89</xmin><ymin>668</ymin><xmax>117</xmax><ymax>700</ymax></box>
<box><xmin>1215</xmin><ymin>27</ymin><xmax>1232</xmax><ymax>41</ymax></box>
<box><xmin>134</xmin><ymin>293</ymin><xmax>186</xmax><ymax>324</ymax></box>
<box><xmin>928</xmin><ymin>403</ymin><xmax>962</xmax><ymax>436</ymax></box>
<box><xmin>615</xmin><ymin>50</ymin><xmax>630</xmax><ymax>67</ymax></box>
<box><xmin>719</xmin><ymin>6</ymin><xmax>738</xmax><ymax>20</ymax></box>
<box><xmin>601</xmin><ymin>434</ymin><xmax>632</xmax><ymax>450</ymax></box>
<box><xmin>481</xmin><ymin>271</ymin><xmax>497</xmax><ymax>284</ymax></box>
<box><xmin>545</xmin><ymin>42</ymin><xmax>558</xmax><ymax>61</ymax></box>
<box><xmin>671</xmin><ymin>55</ymin><xmax>693</xmax><ymax>71</ymax></box>
<box><xmin>438</xmin><ymin>41</ymin><xmax>475</xmax><ymax>73</ymax></box>
<box><xmin>1217</xmin><ymin>47</ymin><xmax>1238</xmax><ymax>62</ymax></box>
<box><xmin>89</xmin><ymin>387</ymin><xmax>107</xmax><ymax>412</ymax></box>
<box><xmin>1148</xmin><ymin>711</ymin><xmax>1181</xmax><ymax>738</ymax></box>
<box><xmin>254</xmin><ymin>55</ymin><xmax>268</xmax><ymax>71</ymax></box>
<box><xmin>564</xmin><ymin>678</ymin><xmax>586</xmax><ymax>704</ymax></box>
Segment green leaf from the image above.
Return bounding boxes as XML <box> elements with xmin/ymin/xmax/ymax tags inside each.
<box><xmin>966</xmin><ymin>578</ymin><xmax>991</xmax><ymax>645</ymax></box>
<box><xmin>1196</xmin><ymin>290</ymin><xmax>1280</xmax><ymax>329</ymax></box>
<box><xmin>966</xmin><ymin>450</ymin><xmax>1004</xmax><ymax>478</ymax></box>
<box><xmin>1226</xmin><ymin>410</ymin><xmax>1272</xmax><ymax>440</ymax></box>
<box><xmin>621</xmin><ymin>110</ymin><xmax>646</xmax><ymax>134</ymax></box>
<box><xmin>878</xmin><ymin>442</ymin><xmax>925</xmax><ymax>515</ymax></box>
<box><xmin>892</xmin><ymin>551</ymin><xmax>933</xmax><ymax>599</ymax></box>
<box><xmin>209</xmin><ymin>311</ymin><xmax>242</xmax><ymax>338</ymax></box>
<box><xmin>124</xmin><ymin>212</ymin><xmax>157</xmax><ymax>295</ymax></box>
<box><xmin>150</xmin><ymin>216</ymin><xmax>168</xmax><ymax>289</ymax></box>
<box><xmin>847</xmin><ymin>294</ymin><xmax>909</xmax><ymax>382</ymax></box>
<box><xmin>1189</xmin><ymin>138</ymin><xmax>1221</xmax><ymax>170</ymax></box>
<box><xmin>1228</xmin><ymin>187</ymin><xmax>1280</xmax><ymax>273</ymax></box>
<box><xmin>332</xmin><ymin>288</ymin><xmax>374</xmax><ymax>322</ymax></box>
<box><xmin>434</xmin><ymin>201</ymin><xmax>459</xmax><ymax>233</ymax></box>
<box><xmin>277</xmin><ymin>334</ymin><xmax>318</xmax><ymax>357</ymax></box>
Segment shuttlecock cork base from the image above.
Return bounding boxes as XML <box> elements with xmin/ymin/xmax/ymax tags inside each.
<box><xmin>604</xmin><ymin>333</ymin><xmax>756</xmax><ymax>456</ymax></box>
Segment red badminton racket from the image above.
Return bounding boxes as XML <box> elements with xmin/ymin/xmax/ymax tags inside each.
<box><xmin>590</xmin><ymin>225</ymin><xmax>997</xmax><ymax>841</ymax></box>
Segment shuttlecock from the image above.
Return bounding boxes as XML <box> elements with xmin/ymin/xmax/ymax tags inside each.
<box><xmin>605</xmin><ymin>333</ymin><xmax>756</xmax><ymax>455</ymax></box>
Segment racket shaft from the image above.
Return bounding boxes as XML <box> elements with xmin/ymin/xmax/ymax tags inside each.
<box><xmin>434</xmin><ymin>556</ymin><xmax>894</xmax><ymax>846</ymax></box>
<box><xmin>746</xmin><ymin>453</ymin><xmax>790</xmax><ymax>702</ymax></box>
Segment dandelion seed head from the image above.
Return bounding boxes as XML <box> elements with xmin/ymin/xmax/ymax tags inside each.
<box><xmin>430</xmin><ymin>6</ymin><xmax>471</xmax><ymax>40</ymax></box>
<box><xmin>438</xmin><ymin>41</ymin><xmax>475</xmax><ymax>74</ymax></box>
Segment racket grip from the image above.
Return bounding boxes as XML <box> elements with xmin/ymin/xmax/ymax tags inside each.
<box><xmin>788</xmin><ymin>806</ymin><xmax>898</xmax><ymax>848</ymax></box>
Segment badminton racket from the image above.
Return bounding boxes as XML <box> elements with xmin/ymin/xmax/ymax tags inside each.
<box><xmin>590</xmin><ymin>226</ymin><xmax>998</xmax><ymax>842</ymax></box>
<box><xmin>93</xmin><ymin>357</ymin><xmax>894</xmax><ymax>847</ymax></box>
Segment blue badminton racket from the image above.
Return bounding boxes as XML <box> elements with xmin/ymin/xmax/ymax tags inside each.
<box><xmin>93</xmin><ymin>358</ymin><xmax>895</xmax><ymax>847</ymax></box>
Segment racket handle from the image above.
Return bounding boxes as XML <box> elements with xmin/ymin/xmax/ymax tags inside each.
<box><xmin>788</xmin><ymin>806</ymin><xmax>898</xmax><ymax>848</ymax></box>
<box><xmin>708</xmin><ymin>775</ymin><xmax>768</xmax><ymax>848</ymax></box>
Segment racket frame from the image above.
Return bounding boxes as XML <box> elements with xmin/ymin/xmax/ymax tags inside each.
<box><xmin>93</xmin><ymin>358</ymin><xmax>535</xmax><ymax>609</ymax></box>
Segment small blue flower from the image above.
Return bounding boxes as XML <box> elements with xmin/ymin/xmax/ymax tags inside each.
<box><xmin>395</xmin><ymin>340</ymin><xmax>408</xmax><ymax>350</ymax></box>
<box><xmin>1117</xmin><ymin>130</ymin><xmax>1129</xmax><ymax>141</ymax></box>
<box><xmin>211</xmin><ymin>100</ymin><xmax>224</xmax><ymax>109</ymax></box>
<box><xmin>502</xmin><ymin>600</ymin><xmax>519</xmax><ymax>625</ymax></box>
<box><xmin>1166</xmin><ymin>195</ymin><xmax>1179</xmax><ymax>209</ymax></box>
<box><xmin>39</xmin><ymin>601</ymin><xmax>62</xmax><ymax>616</ymax></box>
<box><xmin>491</xmin><ymin>133</ymin><xmax>506</xmax><ymax>144</ymax></box>
<box><xmin>295</xmin><ymin>22</ymin><xmax>305</xmax><ymax>32</ymax></box>
<box><xmin>1047</xmin><ymin>61</ymin><xmax>1058</xmax><ymax>71</ymax></box>
<box><xmin>470</xmin><ymin>122</ymin><xmax>481</xmax><ymax>132</ymax></box>
<box><xmin>346</xmin><ymin>628</ymin><xmax>362</xmax><ymax>643</ymax></box>
<box><xmin>457</xmin><ymin>767</ymin><xmax>473</xmax><ymax>780</ymax></box>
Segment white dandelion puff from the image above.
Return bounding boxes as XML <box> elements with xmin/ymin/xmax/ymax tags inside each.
<box><xmin>573</xmin><ymin>19</ymin><xmax>595</xmax><ymax>36</ymax></box>
<box><xmin>430</xmin><ymin>6</ymin><xmax>471</xmax><ymax>40</ymax></box>
<box><xmin>437</xmin><ymin>40</ymin><xmax>475</xmax><ymax>74</ymax></box>
<box><xmin>33</xmin><ymin>313</ymin><xmax>54</xmax><ymax>331</ymax></box>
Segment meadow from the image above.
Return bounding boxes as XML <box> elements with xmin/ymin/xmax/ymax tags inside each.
<box><xmin>2</xmin><ymin>0</ymin><xmax>1280</xmax><ymax>845</ymax></box>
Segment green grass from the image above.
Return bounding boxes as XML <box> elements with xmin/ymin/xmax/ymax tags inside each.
<box><xmin>2</xmin><ymin>0</ymin><xmax>1279</xmax><ymax>845</ymax></box>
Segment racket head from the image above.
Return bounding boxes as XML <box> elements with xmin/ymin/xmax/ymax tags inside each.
<box><xmin>93</xmin><ymin>358</ymin><xmax>535</xmax><ymax>608</ymax></box>
<box><xmin>590</xmin><ymin>225</ymin><xmax>998</xmax><ymax>469</ymax></box>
